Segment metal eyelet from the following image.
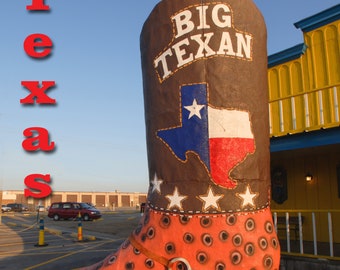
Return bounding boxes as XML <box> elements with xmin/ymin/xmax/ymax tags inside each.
<box><xmin>183</xmin><ymin>233</ymin><xmax>194</xmax><ymax>244</ymax></box>
<box><xmin>133</xmin><ymin>248</ymin><xmax>140</xmax><ymax>255</ymax></box>
<box><xmin>226</xmin><ymin>215</ymin><xmax>237</xmax><ymax>225</ymax></box>
<box><xmin>263</xmin><ymin>255</ymin><xmax>273</xmax><ymax>269</ymax></box>
<box><xmin>147</xmin><ymin>226</ymin><xmax>155</xmax><ymax>239</ymax></box>
<box><xmin>271</xmin><ymin>237</ymin><xmax>279</xmax><ymax>249</ymax></box>
<box><xmin>165</xmin><ymin>242</ymin><xmax>176</xmax><ymax>254</ymax></box>
<box><xmin>179</xmin><ymin>215</ymin><xmax>190</xmax><ymax>225</ymax></box>
<box><xmin>245</xmin><ymin>218</ymin><xmax>255</xmax><ymax>231</ymax></box>
<box><xmin>125</xmin><ymin>261</ymin><xmax>135</xmax><ymax>269</ymax></box>
<box><xmin>168</xmin><ymin>257</ymin><xmax>192</xmax><ymax>270</ymax></box>
<box><xmin>200</xmin><ymin>217</ymin><xmax>212</xmax><ymax>228</ymax></box>
<box><xmin>265</xmin><ymin>221</ymin><xmax>273</xmax><ymax>233</ymax></box>
<box><xmin>259</xmin><ymin>237</ymin><xmax>268</xmax><ymax>250</ymax></box>
<box><xmin>202</xmin><ymin>233</ymin><xmax>213</xmax><ymax>246</ymax></box>
<box><xmin>230</xmin><ymin>251</ymin><xmax>242</xmax><ymax>265</ymax></box>
<box><xmin>196</xmin><ymin>252</ymin><xmax>208</xmax><ymax>264</ymax></box>
<box><xmin>245</xmin><ymin>242</ymin><xmax>255</xmax><ymax>256</ymax></box>
<box><xmin>145</xmin><ymin>258</ymin><xmax>154</xmax><ymax>268</ymax></box>
<box><xmin>160</xmin><ymin>215</ymin><xmax>171</xmax><ymax>228</ymax></box>
<box><xmin>232</xmin><ymin>234</ymin><xmax>242</xmax><ymax>247</ymax></box>
<box><xmin>108</xmin><ymin>255</ymin><xmax>117</xmax><ymax>264</ymax></box>
<box><xmin>215</xmin><ymin>262</ymin><xmax>225</xmax><ymax>270</ymax></box>
<box><xmin>219</xmin><ymin>230</ymin><xmax>229</xmax><ymax>242</ymax></box>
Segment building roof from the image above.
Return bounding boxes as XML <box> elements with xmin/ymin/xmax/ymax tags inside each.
<box><xmin>268</xmin><ymin>4</ymin><xmax>340</xmax><ymax>68</ymax></box>
<box><xmin>294</xmin><ymin>4</ymin><xmax>340</xmax><ymax>33</ymax></box>
<box><xmin>268</xmin><ymin>43</ymin><xmax>307</xmax><ymax>68</ymax></box>
<box><xmin>270</xmin><ymin>127</ymin><xmax>340</xmax><ymax>152</ymax></box>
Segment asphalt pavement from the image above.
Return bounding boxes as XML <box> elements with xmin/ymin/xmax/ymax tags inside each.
<box><xmin>0</xmin><ymin>209</ymin><xmax>141</xmax><ymax>270</ymax></box>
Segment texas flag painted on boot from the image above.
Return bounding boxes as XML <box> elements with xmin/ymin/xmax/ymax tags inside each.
<box><xmin>157</xmin><ymin>83</ymin><xmax>255</xmax><ymax>189</ymax></box>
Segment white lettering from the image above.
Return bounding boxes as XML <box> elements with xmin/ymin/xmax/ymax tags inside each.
<box><xmin>196</xmin><ymin>5</ymin><xmax>210</xmax><ymax>30</ymax></box>
<box><xmin>217</xmin><ymin>32</ymin><xmax>236</xmax><ymax>56</ymax></box>
<box><xmin>172</xmin><ymin>38</ymin><xmax>194</xmax><ymax>68</ymax></box>
<box><xmin>154</xmin><ymin>48</ymin><xmax>173</xmax><ymax>80</ymax></box>
<box><xmin>191</xmin><ymin>33</ymin><xmax>215</xmax><ymax>58</ymax></box>
<box><xmin>172</xmin><ymin>10</ymin><xmax>194</xmax><ymax>39</ymax></box>
<box><xmin>154</xmin><ymin>4</ymin><xmax>253</xmax><ymax>82</ymax></box>
<box><xmin>212</xmin><ymin>4</ymin><xmax>231</xmax><ymax>28</ymax></box>
<box><xmin>235</xmin><ymin>33</ymin><xmax>252</xmax><ymax>58</ymax></box>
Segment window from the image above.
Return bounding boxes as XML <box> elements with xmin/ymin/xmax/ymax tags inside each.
<box><xmin>51</xmin><ymin>204</ymin><xmax>60</xmax><ymax>209</ymax></box>
<box><xmin>63</xmin><ymin>203</ymin><xmax>71</xmax><ymax>209</ymax></box>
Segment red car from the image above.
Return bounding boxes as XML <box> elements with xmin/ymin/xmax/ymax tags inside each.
<box><xmin>48</xmin><ymin>202</ymin><xmax>101</xmax><ymax>221</ymax></box>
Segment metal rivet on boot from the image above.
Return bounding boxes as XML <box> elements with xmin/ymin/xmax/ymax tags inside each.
<box><xmin>122</xmin><ymin>240</ymin><xmax>130</xmax><ymax>249</ymax></box>
<box><xmin>230</xmin><ymin>251</ymin><xmax>242</xmax><ymax>265</ymax></box>
<box><xmin>244</xmin><ymin>242</ymin><xmax>255</xmax><ymax>256</ymax></box>
<box><xmin>202</xmin><ymin>233</ymin><xmax>213</xmax><ymax>246</ymax></box>
<box><xmin>232</xmin><ymin>234</ymin><xmax>243</xmax><ymax>247</ymax></box>
<box><xmin>259</xmin><ymin>237</ymin><xmax>268</xmax><ymax>250</ymax></box>
<box><xmin>183</xmin><ymin>233</ymin><xmax>194</xmax><ymax>244</ymax></box>
<box><xmin>147</xmin><ymin>226</ymin><xmax>156</xmax><ymax>239</ymax></box>
<box><xmin>160</xmin><ymin>215</ymin><xmax>171</xmax><ymax>228</ymax></box>
<box><xmin>265</xmin><ymin>221</ymin><xmax>273</xmax><ymax>233</ymax></box>
<box><xmin>226</xmin><ymin>215</ymin><xmax>237</xmax><ymax>225</ymax></box>
<box><xmin>245</xmin><ymin>218</ymin><xmax>255</xmax><ymax>231</ymax></box>
<box><xmin>200</xmin><ymin>217</ymin><xmax>212</xmax><ymax>228</ymax></box>
<box><xmin>133</xmin><ymin>248</ymin><xmax>141</xmax><ymax>255</ymax></box>
<box><xmin>219</xmin><ymin>230</ymin><xmax>229</xmax><ymax>242</ymax></box>
<box><xmin>145</xmin><ymin>258</ymin><xmax>154</xmax><ymax>268</ymax></box>
<box><xmin>108</xmin><ymin>256</ymin><xmax>117</xmax><ymax>264</ymax></box>
<box><xmin>125</xmin><ymin>262</ymin><xmax>135</xmax><ymax>270</ymax></box>
<box><xmin>271</xmin><ymin>237</ymin><xmax>279</xmax><ymax>249</ymax></box>
<box><xmin>134</xmin><ymin>224</ymin><xmax>142</xmax><ymax>235</ymax></box>
<box><xmin>263</xmin><ymin>255</ymin><xmax>273</xmax><ymax>269</ymax></box>
<box><xmin>165</xmin><ymin>242</ymin><xmax>176</xmax><ymax>254</ymax></box>
<box><xmin>196</xmin><ymin>252</ymin><xmax>208</xmax><ymax>264</ymax></box>
<box><xmin>144</xmin><ymin>212</ymin><xmax>150</xmax><ymax>225</ymax></box>
<box><xmin>179</xmin><ymin>215</ymin><xmax>190</xmax><ymax>225</ymax></box>
<box><xmin>215</xmin><ymin>262</ymin><xmax>226</xmax><ymax>270</ymax></box>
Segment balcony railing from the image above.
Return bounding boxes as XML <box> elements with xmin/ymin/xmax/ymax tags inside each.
<box><xmin>272</xmin><ymin>209</ymin><xmax>340</xmax><ymax>260</ymax></box>
<box><xmin>269</xmin><ymin>85</ymin><xmax>340</xmax><ymax>137</ymax></box>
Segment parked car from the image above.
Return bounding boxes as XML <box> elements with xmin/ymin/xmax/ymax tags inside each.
<box><xmin>47</xmin><ymin>202</ymin><xmax>101</xmax><ymax>221</ymax></box>
<box><xmin>1</xmin><ymin>205</ymin><xmax>11</xmax><ymax>213</ymax></box>
<box><xmin>22</xmin><ymin>205</ymin><xmax>29</xmax><ymax>211</ymax></box>
<box><xmin>6</xmin><ymin>203</ymin><xmax>23</xmax><ymax>212</ymax></box>
<box><xmin>85</xmin><ymin>202</ymin><xmax>95</xmax><ymax>208</ymax></box>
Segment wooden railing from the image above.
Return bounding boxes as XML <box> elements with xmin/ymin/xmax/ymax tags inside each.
<box><xmin>269</xmin><ymin>85</ymin><xmax>340</xmax><ymax>137</ymax></box>
<box><xmin>272</xmin><ymin>209</ymin><xmax>340</xmax><ymax>260</ymax></box>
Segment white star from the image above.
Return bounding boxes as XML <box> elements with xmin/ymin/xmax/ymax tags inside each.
<box><xmin>150</xmin><ymin>173</ymin><xmax>163</xmax><ymax>193</ymax></box>
<box><xmin>166</xmin><ymin>187</ymin><xmax>187</xmax><ymax>210</ymax></box>
<box><xmin>237</xmin><ymin>185</ymin><xmax>258</xmax><ymax>208</ymax></box>
<box><xmin>198</xmin><ymin>186</ymin><xmax>223</xmax><ymax>211</ymax></box>
<box><xmin>184</xmin><ymin>99</ymin><xmax>205</xmax><ymax>119</ymax></box>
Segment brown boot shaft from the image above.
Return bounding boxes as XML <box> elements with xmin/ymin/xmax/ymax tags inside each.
<box><xmin>141</xmin><ymin>0</ymin><xmax>270</xmax><ymax>214</ymax></box>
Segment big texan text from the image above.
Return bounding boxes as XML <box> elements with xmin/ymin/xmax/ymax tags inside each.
<box><xmin>154</xmin><ymin>3</ymin><xmax>253</xmax><ymax>82</ymax></box>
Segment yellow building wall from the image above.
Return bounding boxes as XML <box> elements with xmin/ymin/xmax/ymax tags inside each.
<box><xmin>268</xmin><ymin>20</ymin><xmax>340</xmax><ymax>137</ymax></box>
<box><xmin>268</xmin><ymin>18</ymin><xmax>340</xmax><ymax>244</ymax></box>
<box><xmin>271</xmin><ymin>149</ymin><xmax>340</xmax><ymax>243</ymax></box>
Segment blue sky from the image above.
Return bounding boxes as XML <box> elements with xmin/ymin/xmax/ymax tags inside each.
<box><xmin>0</xmin><ymin>1</ymin><xmax>338</xmax><ymax>193</ymax></box>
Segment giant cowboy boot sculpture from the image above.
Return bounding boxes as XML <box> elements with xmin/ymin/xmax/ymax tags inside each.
<box><xmin>84</xmin><ymin>0</ymin><xmax>280</xmax><ymax>269</ymax></box>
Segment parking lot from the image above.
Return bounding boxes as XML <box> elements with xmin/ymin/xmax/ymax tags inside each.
<box><xmin>0</xmin><ymin>209</ymin><xmax>141</xmax><ymax>269</ymax></box>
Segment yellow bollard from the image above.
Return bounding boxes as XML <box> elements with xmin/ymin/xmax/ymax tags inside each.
<box><xmin>35</xmin><ymin>218</ymin><xmax>48</xmax><ymax>247</ymax></box>
<box><xmin>77</xmin><ymin>212</ymin><xmax>83</xmax><ymax>241</ymax></box>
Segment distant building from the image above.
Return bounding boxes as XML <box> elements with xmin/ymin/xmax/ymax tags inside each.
<box><xmin>1</xmin><ymin>190</ymin><xmax>147</xmax><ymax>210</ymax></box>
